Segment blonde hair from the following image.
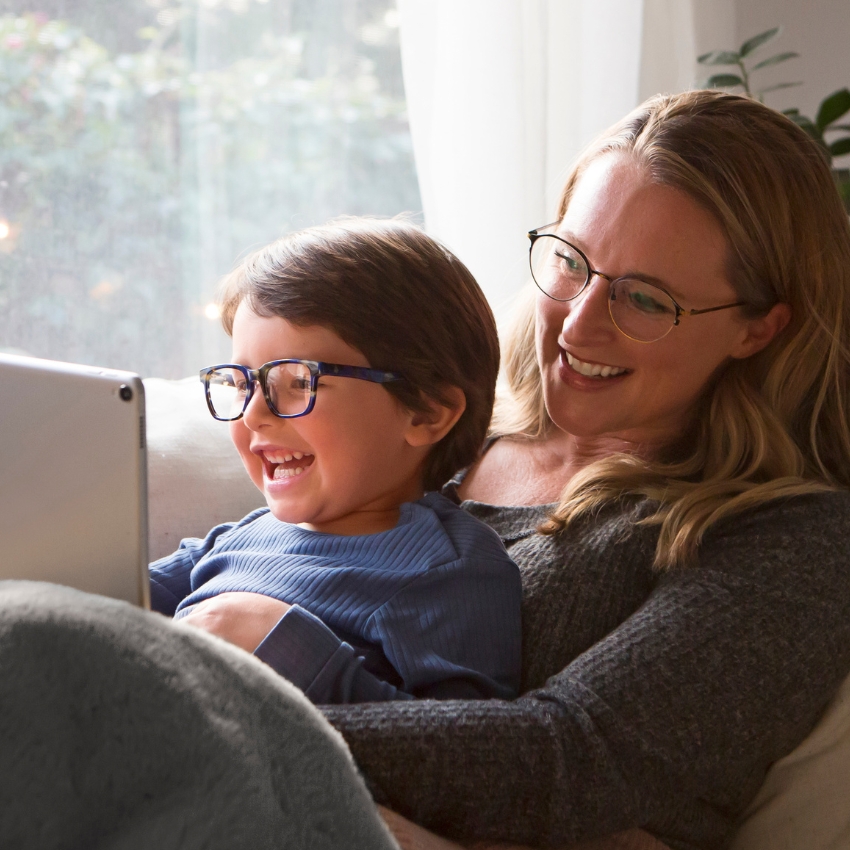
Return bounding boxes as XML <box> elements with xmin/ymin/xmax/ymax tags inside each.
<box><xmin>493</xmin><ymin>90</ymin><xmax>850</xmax><ymax>569</ymax></box>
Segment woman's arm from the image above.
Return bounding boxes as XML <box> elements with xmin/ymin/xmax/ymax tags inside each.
<box><xmin>379</xmin><ymin>806</ymin><xmax>672</xmax><ymax>850</ymax></box>
<box><xmin>323</xmin><ymin>492</ymin><xmax>850</xmax><ymax>849</ymax></box>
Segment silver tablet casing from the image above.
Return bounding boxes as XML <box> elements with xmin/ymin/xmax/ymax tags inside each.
<box><xmin>0</xmin><ymin>353</ymin><xmax>150</xmax><ymax>607</ymax></box>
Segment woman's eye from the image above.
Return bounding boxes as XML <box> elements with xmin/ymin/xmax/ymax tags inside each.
<box><xmin>555</xmin><ymin>250</ymin><xmax>582</xmax><ymax>274</ymax></box>
<box><xmin>629</xmin><ymin>290</ymin><xmax>671</xmax><ymax>314</ymax></box>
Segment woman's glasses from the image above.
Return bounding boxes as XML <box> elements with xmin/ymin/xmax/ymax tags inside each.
<box><xmin>199</xmin><ymin>360</ymin><xmax>403</xmax><ymax>421</ymax></box>
<box><xmin>528</xmin><ymin>224</ymin><xmax>747</xmax><ymax>343</ymax></box>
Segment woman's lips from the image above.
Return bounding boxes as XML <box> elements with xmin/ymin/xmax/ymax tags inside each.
<box><xmin>558</xmin><ymin>349</ymin><xmax>631</xmax><ymax>385</ymax></box>
<box><xmin>562</xmin><ymin>350</ymin><xmax>629</xmax><ymax>378</ymax></box>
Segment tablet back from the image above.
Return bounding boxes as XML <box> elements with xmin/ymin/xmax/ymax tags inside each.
<box><xmin>0</xmin><ymin>353</ymin><xmax>149</xmax><ymax>607</ymax></box>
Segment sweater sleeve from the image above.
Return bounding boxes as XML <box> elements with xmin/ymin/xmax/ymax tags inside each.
<box><xmin>254</xmin><ymin>605</ymin><xmax>413</xmax><ymax>702</ymax></box>
<box><xmin>321</xmin><ymin>493</ymin><xmax>850</xmax><ymax>850</ymax></box>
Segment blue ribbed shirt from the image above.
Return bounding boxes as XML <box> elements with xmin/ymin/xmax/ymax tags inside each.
<box><xmin>149</xmin><ymin>492</ymin><xmax>521</xmax><ymax>704</ymax></box>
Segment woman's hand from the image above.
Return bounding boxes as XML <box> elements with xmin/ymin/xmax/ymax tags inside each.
<box><xmin>378</xmin><ymin>807</ymin><xmax>465</xmax><ymax>850</ymax></box>
<box><xmin>179</xmin><ymin>591</ymin><xmax>291</xmax><ymax>653</ymax></box>
<box><xmin>376</xmin><ymin>807</ymin><xmax>671</xmax><ymax>850</ymax></box>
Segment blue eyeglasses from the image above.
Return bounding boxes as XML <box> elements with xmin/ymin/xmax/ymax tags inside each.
<box><xmin>199</xmin><ymin>359</ymin><xmax>404</xmax><ymax>421</ymax></box>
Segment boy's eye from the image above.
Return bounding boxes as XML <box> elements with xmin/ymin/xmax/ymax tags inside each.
<box><xmin>212</xmin><ymin>370</ymin><xmax>246</xmax><ymax>392</ymax></box>
<box><xmin>267</xmin><ymin>365</ymin><xmax>312</xmax><ymax>394</ymax></box>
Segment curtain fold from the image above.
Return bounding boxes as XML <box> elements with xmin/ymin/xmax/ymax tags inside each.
<box><xmin>398</xmin><ymin>0</ymin><xmax>702</xmax><ymax>319</ymax></box>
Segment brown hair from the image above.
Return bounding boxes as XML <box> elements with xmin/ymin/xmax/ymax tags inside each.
<box><xmin>218</xmin><ymin>217</ymin><xmax>499</xmax><ymax>491</ymax></box>
<box><xmin>493</xmin><ymin>90</ymin><xmax>850</xmax><ymax>568</ymax></box>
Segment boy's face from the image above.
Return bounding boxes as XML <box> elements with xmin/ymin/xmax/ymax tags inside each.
<box><xmin>229</xmin><ymin>302</ymin><xmax>428</xmax><ymax>535</ymax></box>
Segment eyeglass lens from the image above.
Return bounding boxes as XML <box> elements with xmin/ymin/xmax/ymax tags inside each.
<box><xmin>530</xmin><ymin>234</ymin><xmax>678</xmax><ymax>343</ymax></box>
<box><xmin>206</xmin><ymin>362</ymin><xmax>313</xmax><ymax>419</ymax></box>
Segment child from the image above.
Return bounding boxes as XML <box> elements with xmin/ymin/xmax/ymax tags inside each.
<box><xmin>149</xmin><ymin>218</ymin><xmax>522</xmax><ymax>704</ymax></box>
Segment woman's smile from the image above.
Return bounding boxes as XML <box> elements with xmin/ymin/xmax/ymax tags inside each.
<box><xmin>561</xmin><ymin>349</ymin><xmax>630</xmax><ymax>379</ymax></box>
<box><xmin>537</xmin><ymin>152</ymin><xmax>760</xmax><ymax>450</ymax></box>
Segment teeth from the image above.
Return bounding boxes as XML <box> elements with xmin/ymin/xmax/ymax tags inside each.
<box><xmin>265</xmin><ymin>451</ymin><xmax>313</xmax><ymax>464</ymax></box>
<box><xmin>565</xmin><ymin>352</ymin><xmax>627</xmax><ymax>378</ymax></box>
<box><xmin>273</xmin><ymin>466</ymin><xmax>305</xmax><ymax>479</ymax></box>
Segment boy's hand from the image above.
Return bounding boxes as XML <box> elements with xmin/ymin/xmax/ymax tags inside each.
<box><xmin>180</xmin><ymin>591</ymin><xmax>291</xmax><ymax>653</ymax></box>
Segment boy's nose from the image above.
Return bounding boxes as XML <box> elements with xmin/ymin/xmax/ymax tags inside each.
<box><xmin>241</xmin><ymin>384</ymin><xmax>275</xmax><ymax>429</ymax></box>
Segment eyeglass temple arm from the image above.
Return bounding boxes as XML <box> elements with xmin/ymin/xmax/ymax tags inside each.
<box><xmin>316</xmin><ymin>363</ymin><xmax>403</xmax><ymax>384</ymax></box>
<box><xmin>679</xmin><ymin>300</ymin><xmax>748</xmax><ymax>320</ymax></box>
<box><xmin>528</xmin><ymin>221</ymin><xmax>563</xmax><ymax>239</ymax></box>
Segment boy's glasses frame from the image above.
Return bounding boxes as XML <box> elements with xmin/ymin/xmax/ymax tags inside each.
<box><xmin>199</xmin><ymin>359</ymin><xmax>404</xmax><ymax>421</ymax></box>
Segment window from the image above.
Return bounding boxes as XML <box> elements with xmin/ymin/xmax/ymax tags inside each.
<box><xmin>0</xmin><ymin>0</ymin><xmax>420</xmax><ymax>376</ymax></box>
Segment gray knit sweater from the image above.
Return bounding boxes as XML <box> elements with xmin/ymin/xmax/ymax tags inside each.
<box><xmin>322</xmin><ymin>491</ymin><xmax>850</xmax><ymax>850</ymax></box>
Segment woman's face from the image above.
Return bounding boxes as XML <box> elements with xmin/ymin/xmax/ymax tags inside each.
<box><xmin>536</xmin><ymin>153</ymin><xmax>764</xmax><ymax>451</ymax></box>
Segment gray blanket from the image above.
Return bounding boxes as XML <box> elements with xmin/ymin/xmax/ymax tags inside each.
<box><xmin>0</xmin><ymin>581</ymin><xmax>400</xmax><ymax>850</ymax></box>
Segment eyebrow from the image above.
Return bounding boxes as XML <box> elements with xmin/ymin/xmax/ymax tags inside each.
<box><xmin>555</xmin><ymin>229</ymin><xmax>685</xmax><ymax>299</ymax></box>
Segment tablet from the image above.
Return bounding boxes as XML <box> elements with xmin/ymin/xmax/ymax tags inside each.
<box><xmin>0</xmin><ymin>353</ymin><xmax>150</xmax><ymax>607</ymax></box>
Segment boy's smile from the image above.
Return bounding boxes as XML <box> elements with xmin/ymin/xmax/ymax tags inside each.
<box><xmin>228</xmin><ymin>302</ymin><xmax>430</xmax><ymax>536</ymax></box>
<box><xmin>261</xmin><ymin>449</ymin><xmax>313</xmax><ymax>480</ymax></box>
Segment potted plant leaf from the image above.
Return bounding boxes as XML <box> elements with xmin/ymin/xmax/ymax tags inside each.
<box><xmin>698</xmin><ymin>27</ymin><xmax>850</xmax><ymax>210</ymax></box>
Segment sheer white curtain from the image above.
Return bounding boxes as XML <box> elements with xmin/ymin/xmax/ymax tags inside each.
<box><xmin>397</xmin><ymin>0</ymin><xmax>702</xmax><ymax>319</ymax></box>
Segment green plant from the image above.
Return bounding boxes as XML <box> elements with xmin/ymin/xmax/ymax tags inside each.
<box><xmin>0</xmin><ymin>5</ymin><xmax>419</xmax><ymax>376</ymax></box>
<box><xmin>697</xmin><ymin>26</ymin><xmax>800</xmax><ymax>102</ymax></box>
<box><xmin>698</xmin><ymin>26</ymin><xmax>850</xmax><ymax>209</ymax></box>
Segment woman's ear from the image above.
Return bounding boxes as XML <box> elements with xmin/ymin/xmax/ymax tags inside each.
<box><xmin>731</xmin><ymin>302</ymin><xmax>792</xmax><ymax>359</ymax></box>
<box><xmin>404</xmin><ymin>386</ymin><xmax>466</xmax><ymax>448</ymax></box>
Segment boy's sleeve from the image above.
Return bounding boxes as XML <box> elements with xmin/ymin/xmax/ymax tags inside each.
<box><xmin>255</xmin><ymin>606</ymin><xmax>413</xmax><ymax>702</ymax></box>
<box><xmin>254</xmin><ymin>534</ymin><xmax>523</xmax><ymax>704</ymax></box>
<box><xmin>148</xmin><ymin>511</ymin><xmax>265</xmax><ymax>616</ymax></box>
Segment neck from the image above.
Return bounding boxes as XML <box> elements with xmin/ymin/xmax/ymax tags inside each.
<box><xmin>542</xmin><ymin>427</ymin><xmax>661</xmax><ymax>470</ymax></box>
<box><xmin>298</xmin><ymin>507</ymin><xmax>405</xmax><ymax>536</ymax></box>
<box><xmin>458</xmin><ymin>428</ymin><xmax>664</xmax><ymax>508</ymax></box>
<box><xmin>297</xmin><ymin>477</ymin><xmax>425</xmax><ymax>536</ymax></box>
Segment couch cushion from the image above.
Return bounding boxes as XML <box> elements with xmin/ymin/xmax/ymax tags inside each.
<box><xmin>730</xmin><ymin>668</ymin><xmax>850</xmax><ymax>850</ymax></box>
<box><xmin>144</xmin><ymin>377</ymin><xmax>265</xmax><ymax>562</ymax></box>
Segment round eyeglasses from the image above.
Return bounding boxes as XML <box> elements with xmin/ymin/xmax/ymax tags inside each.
<box><xmin>199</xmin><ymin>360</ymin><xmax>404</xmax><ymax>421</ymax></box>
<box><xmin>528</xmin><ymin>224</ymin><xmax>747</xmax><ymax>343</ymax></box>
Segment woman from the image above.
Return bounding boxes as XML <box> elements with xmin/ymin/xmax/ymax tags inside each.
<box><xmin>1</xmin><ymin>90</ymin><xmax>849</xmax><ymax>850</ymax></box>
<box><xmin>318</xmin><ymin>90</ymin><xmax>850</xmax><ymax>849</ymax></box>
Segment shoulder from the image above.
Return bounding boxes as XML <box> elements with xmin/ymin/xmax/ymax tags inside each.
<box><xmin>413</xmin><ymin>492</ymin><xmax>517</xmax><ymax>566</ymax></box>
<box><xmin>701</xmin><ymin>489</ymin><xmax>850</xmax><ymax>559</ymax></box>
<box><xmin>196</xmin><ymin>507</ymin><xmax>292</xmax><ymax>552</ymax></box>
<box><xmin>416</xmin><ymin>491</ymin><xmax>504</xmax><ymax>540</ymax></box>
<box><xmin>219</xmin><ymin>506</ymin><xmax>276</xmax><ymax>537</ymax></box>
<box><xmin>671</xmin><ymin>489</ymin><xmax>850</xmax><ymax>602</ymax></box>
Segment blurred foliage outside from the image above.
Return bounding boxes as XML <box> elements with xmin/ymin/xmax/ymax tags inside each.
<box><xmin>0</xmin><ymin>0</ymin><xmax>421</xmax><ymax>376</ymax></box>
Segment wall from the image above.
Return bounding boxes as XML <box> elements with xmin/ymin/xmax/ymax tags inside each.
<box><xmin>641</xmin><ymin>0</ymin><xmax>850</xmax><ymax>166</ymax></box>
<box><xmin>735</xmin><ymin>0</ymin><xmax>850</xmax><ymax>140</ymax></box>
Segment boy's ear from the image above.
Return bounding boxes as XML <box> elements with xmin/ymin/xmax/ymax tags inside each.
<box><xmin>404</xmin><ymin>386</ymin><xmax>466</xmax><ymax>448</ymax></box>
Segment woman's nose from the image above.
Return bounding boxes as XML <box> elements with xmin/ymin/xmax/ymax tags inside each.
<box><xmin>559</xmin><ymin>274</ymin><xmax>615</xmax><ymax>340</ymax></box>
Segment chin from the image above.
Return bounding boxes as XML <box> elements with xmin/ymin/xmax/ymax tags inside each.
<box><xmin>264</xmin><ymin>500</ymin><xmax>302</xmax><ymax>524</ymax></box>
